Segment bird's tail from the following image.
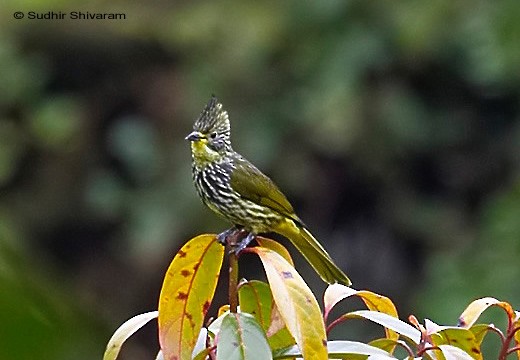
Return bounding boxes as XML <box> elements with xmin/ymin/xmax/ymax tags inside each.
<box><xmin>275</xmin><ymin>220</ymin><xmax>351</xmax><ymax>286</ymax></box>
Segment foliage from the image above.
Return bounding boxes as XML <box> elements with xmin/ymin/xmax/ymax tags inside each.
<box><xmin>1</xmin><ymin>1</ymin><xmax>520</xmax><ymax>358</ymax></box>
<box><xmin>105</xmin><ymin>235</ymin><xmax>520</xmax><ymax>359</ymax></box>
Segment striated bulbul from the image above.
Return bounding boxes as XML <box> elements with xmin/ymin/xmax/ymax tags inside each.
<box><xmin>186</xmin><ymin>96</ymin><xmax>351</xmax><ymax>285</ymax></box>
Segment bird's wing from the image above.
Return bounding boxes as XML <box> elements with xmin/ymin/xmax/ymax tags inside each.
<box><xmin>230</xmin><ymin>156</ymin><xmax>301</xmax><ymax>222</ymax></box>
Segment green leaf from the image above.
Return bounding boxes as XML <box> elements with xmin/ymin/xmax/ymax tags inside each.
<box><xmin>324</xmin><ymin>284</ymin><xmax>399</xmax><ymax>341</ymax></box>
<box><xmin>103</xmin><ymin>311</ymin><xmax>158</xmax><ymax>360</ymax></box>
<box><xmin>431</xmin><ymin>327</ymin><xmax>482</xmax><ymax>360</ymax></box>
<box><xmin>238</xmin><ymin>280</ymin><xmax>273</xmax><ymax>330</ymax></box>
<box><xmin>238</xmin><ymin>280</ymin><xmax>295</xmax><ymax>350</ymax></box>
<box><xmin>273</xmin><ymin>340</ymin><xmax>396</xmax><ymax>359</ymax></box>
<box><xmin>216</xmin><ymin>313</ymin><xmax>272</xmax><ymax>360</ymax></box>
<box><xmin>193</xmin><ymin>348</ymin><xmax>213</xmax><ymax>360</ymax></box>
<box><xmin>468</xmin><ymin>324</ymin><xmax>493</xmax><ymax>346</ymax></box>
<box><xmin>250</xmin><ymin>246</ymin><xmax>328</xmax><ymax>359</ymax></box>
<box><xmin>368</xmin><ymin>338</ymin><xmax>409</xmax><ymax>355</ymax></box>
<box><xmin>343</xmin><ymin>310</ymin><xmax>421</xmax><ymax>344</ymax></box>
<box><xmin>158</xmin><ymin>234</ymin><xmax>224</xmax><ymax>360</ymax></box>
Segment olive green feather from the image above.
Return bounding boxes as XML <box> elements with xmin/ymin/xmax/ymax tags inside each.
<box><xmin>230</xmin><ymin>157</ymin><xmax>300</xmax><ymax>224</ymax></box>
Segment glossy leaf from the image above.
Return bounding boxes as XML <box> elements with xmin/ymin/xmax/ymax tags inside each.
<box><xmin>343</xmin><ymin>310</ymin><xmax>421</xmax><ymax>344</ymax></box>
<box><xmin>256</xmin><ymin>237</ymin><xmax>294</xmax><ymax>266</ymax></box>
<box><xmin>324</xmin><ymin>284</ymin><xmax>398</xmax><ymax>341</ymax></box>
<box><xmin>458</xmin><ymin>297</ymin><xmax>515</xmax><ymax>328</ymax></box>
<box><xmin>208</xmin><ymin>311</ymin><xmax>227</xmax><ymax>339</ymax></box>
<box><xmin>158</xmin><ymin>234</ymin><xmax>224</xmax><ymax>360</ymax></box>
<box><xmin>216</xmin><ymin>313</ymin><xmax>272</xmax><ymax>360</ymax></box>
<box><xmin>249</xmin><ymin>246</ymin><xmax>328</xmax><ymax>360</ymax></box>
<box><xmin>438</xmin><ymin>344</ymin><xmax>475</xmax><ymax>360</ymax></box>
<box><xmin>104</xmin><ymin>311</ymin><xmax>158</xmax><ymax>360</ymax></box>
<box><xmin>191</xmin><ymin>328</ymin><xmax>208</xmax><ymax>359</ymax></box>
<box><xmin>273</xmin><ymin>340</ymin><xmax>396</xmax><ymax>359</ymax></box>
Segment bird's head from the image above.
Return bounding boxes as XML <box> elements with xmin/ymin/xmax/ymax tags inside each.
<box><xmin>186</xmin><ymin>96</ymin><xmax>232</xmax><ymax>166</ymax></box>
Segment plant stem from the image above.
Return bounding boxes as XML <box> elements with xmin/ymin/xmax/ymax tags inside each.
<box><xmin>226</xmin><ymin>232</ymin><xmax>240</xmax><ymax>313</ymax></box>
<box><xmin>228</xmin><ymin>249</ymin><xmax>239</xmax><ymax>313</ymax></box>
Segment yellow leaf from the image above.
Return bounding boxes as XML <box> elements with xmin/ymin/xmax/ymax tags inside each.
<box><xmin>458</xmin><ymin>297</ymin><xmax>515</xmax><ymax>328</ymax></box>
<box><xmin>431</xmin><ymin>327</ymin><xmax>482</xmax><ymax>360</ymax></box>
<box><xmin>513</xmin><ymin>311</ymin><xmax>520</xmax><ymax>360</ymax></box>
<box><xmin>158</xmin><ymin>234</ymin><xmax>224</xmax><ymax>360</ymax></box>
<box><xmin>256</xmin><ymin>237</ymin><xmax>294</xmax><ymax>266</ymax></box>
<box><xmin>250</xmin><ymin>246</ymin><xmax>327</xmax><ymax>360</ymax></box>
<box><xmin>324</xmin><ymin>284</ymin><xmax>398</xmax><ymax>341</ymax></box>
<box><xmin>218</xmin><ymin>305</ymin><xmax>230</xmax><ymax>317</ymax></box>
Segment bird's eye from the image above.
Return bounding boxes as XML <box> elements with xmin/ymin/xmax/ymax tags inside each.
<box><xmin>210</xmin><ymin>132</ymin><xmax>217</xmax><ymax>139</ymax></box>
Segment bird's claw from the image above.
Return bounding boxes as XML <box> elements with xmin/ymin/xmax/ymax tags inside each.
<box><xmin>217</xmin><ymin>228</ymin><xmax>238</xmax><ymax>245</ymax></box>
<box><xmin>233</xmin><ymin>232</ymin><xmax>255</xmax><ymax>255</ymax></box>
<box><xmin>217</xmin><ymin>228</ymin><xmax>255</xmax><ymax>255</ymax></box>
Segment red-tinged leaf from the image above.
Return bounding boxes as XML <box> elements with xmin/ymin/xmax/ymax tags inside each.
<box><xmin>266</xmin><ymin>301</ymin><xmax>285</xmax><ymax>337</ymax></box>
<box><xmin>104</xmin><ymin>311</ymin><xmax>158</xmax><ymax>360</ymax></box>
<box><xmin>323</xmin><ymin>284</ymin><xmax>357</xmax><ymax>321</ymax></box>
<box><xmin>324</xmin><ymin>284</ymin><xmax>398</xmax><ymax>341</ymax></box>
<box><xmin>438</xmin><ymin>344</ymin><xmax>474</xmax><ymax>360</ymax></box>
<box><xmin>249</xmin><ymin>246</ymin><xmax>328</xmax><ymax>360</ymax></box>
<box><xmin>458</xmin><ymin>297</ymin><xmax>515</xmax><ymax>328</ymax></box>
<box><xmin>267</xmin><ymin>303</ymin><xmax>296</xmax><ymax>351</ymax></box>
<box><xmin>256</xmin><ymin>237</ymin><xmax>294</xmax><ymax>266</ymax></box>
<box><xmin>343</xmin><ymin>310</ymin><xmax>421</xmax><ymax>344</ymax></box>
<box><xmin>216</xmin><ymin>313</ymin><xmax>272</xmax><ymax>360</ymax></box>
<box><xmin>158</xmin><ymin>234</ymin><xmax>224</xmax><ymax>360</ymax></box>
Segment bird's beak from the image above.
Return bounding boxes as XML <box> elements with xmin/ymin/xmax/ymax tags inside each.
<box><xmin>185</xmin><ymin>131</ymin><xmax>204</xmax><ymax>142</ymax></box>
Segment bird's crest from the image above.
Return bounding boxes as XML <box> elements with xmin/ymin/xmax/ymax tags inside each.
<box><xmin>194</xmin><ymin>96</ymin><xmax>230</xmax><ymax>136</ymax></box>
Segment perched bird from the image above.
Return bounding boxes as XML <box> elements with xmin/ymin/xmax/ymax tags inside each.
<box><xmin>186</xmin><ymin>96</ymin><xmax>351</xmax><ymax>285</ymax></box>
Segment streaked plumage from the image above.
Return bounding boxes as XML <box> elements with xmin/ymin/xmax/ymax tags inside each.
<box><xmin>186</xmin><ymin>96</ymin><xmax>351</xmax><ymax>285</ymax></box>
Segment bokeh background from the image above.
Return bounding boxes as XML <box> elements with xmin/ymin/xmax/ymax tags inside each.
<box><xmin>1</xmin><ymin>1</ymin><xmax>520</xmax><ymax>359</ymax></box>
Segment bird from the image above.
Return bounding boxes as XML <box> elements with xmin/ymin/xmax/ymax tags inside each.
<box><xmin>185</xmin><ymin>96</ymin><xmax>351</xmax><ymax>285</ymax></box>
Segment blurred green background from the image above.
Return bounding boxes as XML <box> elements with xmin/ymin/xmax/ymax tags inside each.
<box><xmin>1</xmin><ymin>1</ymin><xmax>520</xmax><ymax>359</ymax></box>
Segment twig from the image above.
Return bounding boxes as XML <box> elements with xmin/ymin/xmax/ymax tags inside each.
<box><xmin>226</xmin><ymin>232</ymin><xmax>241</xmax><ymax>313</ymax></box>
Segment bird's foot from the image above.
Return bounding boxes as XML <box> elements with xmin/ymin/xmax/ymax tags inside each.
<box><xmin>234</xmin><ymin>232</ymin><xmax>256</xmax><ymax>255</ymax></box>
<box><xmin>217</xmin><ymin>227</ymin><xmax>240</xmax><ymax>245</ymax></box>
